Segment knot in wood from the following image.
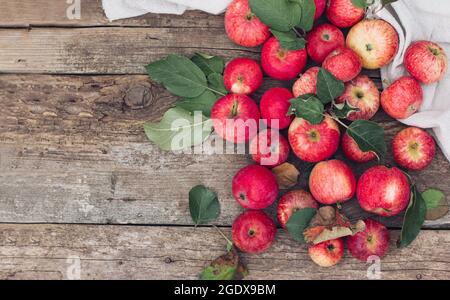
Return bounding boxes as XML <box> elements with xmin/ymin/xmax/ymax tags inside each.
<box><xmin>124</xmin><ymin>85</ymin><xmax>153</xmax><ymax>109</ymax></box>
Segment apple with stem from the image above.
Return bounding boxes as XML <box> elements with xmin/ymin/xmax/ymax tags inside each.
<box><xmin>223</xmin><ymin>57</ymin><xmax>263</xmax><ymax>95</ymax></box>
<box><xmin>307</xmin><ymin>23</ymin><xmax>345</xmax><ymax>64</ymax></box>
<box><xmin>308</xmin><ymin>238</ymin><xmax>344</xmax><ymax>267</ymax></box>
<box><xmin>347</xmin><ymin>219</ymin><xmax>390</xmax><ymax>261</ymax></box>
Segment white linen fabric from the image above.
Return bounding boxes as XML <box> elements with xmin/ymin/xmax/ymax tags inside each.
<box><xmin>102</xmin><ymin>0</ymin><xmax>450</xmax><ymax>161</ymax></box>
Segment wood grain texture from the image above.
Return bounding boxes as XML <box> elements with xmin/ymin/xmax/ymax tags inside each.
<box><xmin>1</xmin><ymin>74</ymin><xmax>449</xmax><ymax>227</ymax></box>
<box><xmin>0</xmin><ymin>0</ymin><xmax>224</xmax><ymax>28</ymax></box>
<box><xmin>0</xmin><ymin>224</ymin><xmax>449</xmax><ymax>280</ymax></box>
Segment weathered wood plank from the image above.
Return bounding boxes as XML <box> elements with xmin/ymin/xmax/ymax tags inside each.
<box><xmin>0</xmin><ymin>74</ymin><xmax>449</xmax><ymax>227</ymax></box>
<box><xmin>0</xmin><ymin>0</ymin><xmax>224</xmax><ymax>28</ymax></box>
<box><xmin>0</xmin><ymin>224</ymin><xmax>449</xmax><ymax>280</ymax></box>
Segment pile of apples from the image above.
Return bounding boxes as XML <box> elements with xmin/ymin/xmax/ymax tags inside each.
<box><xmin>216</xmin><ymin>0</ymin><xmax>448</xmax><ymax>267</ymax></box>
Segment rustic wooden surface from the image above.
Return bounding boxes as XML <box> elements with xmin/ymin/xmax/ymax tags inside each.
<box><xmin>0</xmin><ymin>0</ymin><xmax>449</xmax><ymax>280</ymax></box>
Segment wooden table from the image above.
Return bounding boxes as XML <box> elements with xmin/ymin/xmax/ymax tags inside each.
<box><xmin>0</xmin><ymin>0</ymin><xmax>449</xmax><ymax>280</ymax></box>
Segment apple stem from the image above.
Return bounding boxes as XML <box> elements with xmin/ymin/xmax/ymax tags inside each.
<box><xmin>292</xmin><ymin>27</ymin><xmax>304</xmax><ymax>38</ymax></box>
<box><xmin>327</xmin><ymin>113</ymin><xmax>349</xmax><ymax>129</ymax></box>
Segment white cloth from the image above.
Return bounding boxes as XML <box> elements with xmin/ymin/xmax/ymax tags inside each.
<box><xmin>377</xmin><ymin>0</ymin><xmax>450</xmax><ymax>161</ymax></box>
<box><xmin>102</xmin><ymin>0</ymin><xmax>232</xmax><ymax>20</ymax></box>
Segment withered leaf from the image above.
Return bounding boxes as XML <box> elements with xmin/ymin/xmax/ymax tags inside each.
<box><xmin>272</xmin><ymin>163</ymin><xmax>300</xmax><ymax>189</ymax></box>
<box><xmin>199</xmin><ymin>247</ymin><xmax>247</xmax><ymax>280</ymax></box>
<box><xmin>422</xmin><ymin>188</ymin><xmax>449</xmax><ymax>220</ymax></box>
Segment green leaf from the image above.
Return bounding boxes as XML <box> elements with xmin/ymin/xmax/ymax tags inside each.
<box><xmin>347</xmin><ymin>120</ymin><xmax>387</xmax><ymax>160</ymax></box>
<box><xmin>177</xmin><ymin>90</ymin><xmax>218</xmax><ymax>117</ymax></box>
<box><xmin>189</xmin><ymin>185</ymin><xmax>220</xmax><ymax>226</ymax></box>
<box><xmin>297</xmin><ymin>0</ymin><xmax>316</xmax><ymax>32</ymax></box>
<box><xmin>382</xmin><ymin>0</ymin><xmax>398</xmax><ymax>6</ymax></box>
<box><xmin>146</xmin><ymin>54</ymin><xmax>207</xmax><ymax>98</ymax></box>
<box><xmin>191</xmin><ymin>53</ymin><xmax>225</xmax><ymax>76</ymax></box>
<box><xmin>352</xmin><ymin>0</ymin><xmax>371</xmax><ymax>9</ymax></box>
<box><xmin>289</xmin><ymin>95</ymin><xmax>325</xmax><ymax>124</ymax></box>
<box><xmin>270</xmin><ymin>29</ymin><xmax>306</xmax><ymax>50</ymax></box>
<box><xmin>207</xmin><ymin>73</ymin><xmax>227</xmax><ymax>96</ymax></box>
<box><xmin>398</xmin><ymin>185</ymin><xmax>426</xmax><ymax>248</ymax></box>
<box><xmin>316</xmin><ymin>68</ymin><xmax>345</xmax><ymax>104</ymax></box>
<box><xmin>333</xmin><ymin>102</ymin><xmax>360</xmax><ymax>119</ymax></box>
<box><xmin>249</xmin><ymin>0</ymin><xmax>301</xmax><ymax>32</ymax></box>
<box><xmin>143</xmin><ymin>107</ymin><xmax>212</xmax><ymax>151</ymax></box>
<box><xmin>286</xmin><ymin>208</ymin><xmax>317</xmax><ymax>243</ymax></box>
<box><xmin>200</xmin><ymin>248</ymin><xmax>247</xmax><ymax>280</ymax></box>
<box><xmin>422</xmin><ymin>188</ymin><xmax>448</xmax><ymax>221</ymax></box>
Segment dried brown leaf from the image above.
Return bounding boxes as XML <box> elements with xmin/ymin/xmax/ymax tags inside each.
<box><xmin>272</xmin><ymin>163</ymin><xmax>300</xmax><ymax>189</ymax></box>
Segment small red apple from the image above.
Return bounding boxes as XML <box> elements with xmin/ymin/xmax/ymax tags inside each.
<box><xmin>404</xmin><ymin>41</ymin><xmax>448</xmax><ymax>84</ymax></box>
<box><xmin>326</xmin><ymin>0</ymin><xmax>365</xmax><ymax>28</ymax></box>
<box><xmin>232</xmin><ymin>165</ymin><xmax>279</xmax><ymax>210</ymax></box>
<box><xmin>322</xmin><ymin>46</ymin><xmax>362</xmax><ymax>82</ymax></box>
<box><xmin>292</xmin><ymin>67</ymin><xmax>320</xmax><ymax>97</ymax></box>
<box><xmin>261</xmin><ymin>37</ymin><xmax>308</xmax><ymax>81</ymax></box>
<box><xmin>225</xmin><ymin>0</ymin><xmax>270</xmax><ymax>47</ymax></box>
<box><xmin>308</xmin><ymin>238</ymin><xmax>344</xmax><ymax>267</ymax></box>
<box><xmin>381</xmin><ymin>76</ymin><xmax>423</xmax><ymax>120</ymax></box>
<box><xmin>336</xmin><ymin>75</ymin><xmax>380</xmax><ymax>121</ymax></box>
<box><xmin>309</xmin><ymin>159</ymin><xmax>356</xmax><ymax>204</ymax></box>
<box><xmin>288</xmin><ymin>115</ymin><xmax>340</xmax><ymax>163</ymax></box>
<box><xmin>314</xmin><ymin>0</ymin><xmax>327</xmax><ymax>20</ymax></box>
<box><xmin>307</xmin><ymin>23</ymin><xmax>345</xmax><ymax>64</ymax></box>
<box><xmin>211</xmin><ymin>94</ymin><xmax>260</xmax><ymax>144</ymax></box>
<box><xmin>392</xmin><ymin>127</ymin><xmax>436</xmax><ymax>171</ymax></box>
<box><xmin>277</xmin><ymin>189</ymin><xmax>318</xmax><ymax>228</ymax></box>
<box><xmin>223</xmin><ymin>57</ymin><xmax>263</xmax><ymax>95</ymax></box>
<box><xmin>260</xmin><ymin>87</ymin><xmax>295</xmax><ymax>130</ymax></box>
<box><xmin>232</xmin><ymin>210</ymin><xmax>277</xmax><ymax>254</ymax></box>
<box><xmin>249</xmin><ymin>129</ymin><xmax>290</xmax><ymax>168</ymax></box>
<box><xmin>357</xmin><ymin>165</ymin><xmax>411</xmax><ymax>217</ymax></box>
<box><xmin>346</xmin><ymin>19</ymin><xmax>399</xmax><ymax>69</ymax></box>
<box><xmin>347</xmin><ymin>219</ymin><xmax>390</xmax><ymax>261</ymax></box>
<box><xmin>342</xmin><ymin>132</ymin><xmax>376</xmax><ymax>163</ymax></box>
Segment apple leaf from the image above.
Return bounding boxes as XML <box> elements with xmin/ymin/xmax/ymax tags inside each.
<box><xmin>333</xmin><ymin>102</ymin><xmax>360</xmax><ymax>119</ymax></box>
<box><xmin>143</xmin><ymin>107</ymin><xmax>213</xmax><ymax>151</ymax></box>
<box><xmin>271</xmin><ymin>162</ymin><xmax>300</xmax><ymax>189</ymax></box>
<box><xmin>351</xmin><ymin>0</ymin><xmax>373</xmax><ymax>9</ymax></box>
<box><xmin>316</xmin><ymin>68</ymin><xmax>345</xmax><ymax>104</ymax></box>
<box><xmin>146</xmin><ymin>54</ymin><xmax>207</xmax><ymax>98</ymax></box>
<box><xmin>249</xmin><ymin>0</ymin><xmax>301</xmax><ymax>32</ymax></box>
<box><xmin>382</xmin><ymin>0</ymin><xmax>398</xmax><ymax>6</ymax></box>
<box><xmin>347</xmin><ymin>120</ymin><xmax>387</xmax><ymax>160</ymax></box>
<box><xmin>286</xmin><ymin>208</ymin><xmax>317</xmax><ymax>243</ymax></box>
<box><xmin>297</xmin><ymin>0</ymin><xmax>316</xmax><ymax>32</ymax></box>
<box><xmin>397</xmin><ymin>185</ymin><xmax>427</xmax><ymax>248</ymax></box>
<box><xmin>207</xmin><ymin>73</ymin><xmax>227</xmax><ymax>96</ymax></box>
<box><xmin>270</xmin><ymin>29</ymin><xmax>306</xmax><ymax>51</ymax></box>
<box><xmin>189</xmin><ymin>185</ymin><xmax>220</xmax><ymax>226</ymax></box>
<box><xmin>200</xmin><ymin>247</ymin><xmax>248</xmax><ymax>280</ymax></box>
<box><xmin>422</xmin><ymin>188</ymin><xmax>448</xmax><ymax>221</ymax></box>
<box><xmin>289</xmin><ymin>95</ymin><xmax>325</xmax><ymax>124</ymax></box>
<box><xmin>178</xmin><ymin>90</ymin><xmax>219</xmax><ymax>117</ymax></box>
<box><xmin>191</xmin><ymin>53</ymin><xmax>225</xmax><ymax>76</ymax></box>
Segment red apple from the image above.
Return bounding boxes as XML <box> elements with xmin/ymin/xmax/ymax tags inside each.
<box><xmin>232</xmin><ymin>165</ymin><xmax>279</xmax><ymax>210</ymax></box>
<box><xmin>346</xmin><ymin>19</ymin><xmax>399</xmax><ymax>69</ymax></box>
<box><xmin>322</xmin><ymin>46</ymin><xmax>362</xmax><ymax>82</ymax></box>
<box><xmin>260</xmin><ymin>87</ymin><xmax>295</xmax><ymax>130</ymax></box>
<box><xmin>292</xmin><ymin>67</ymin><xmax>320</xmax><ymax>97</ymax></box>
<box><xmin>277</xmin><ymin>189</ymin><xmax>319</xmax><ymax>228</ymax></box>
<box><xmin>249</xmin><ymin>129</ymin><xmax>290</xmax><ymax>168</ymax></box>
<box><xmin>380</xmin><ymin>76</ymin><xmax>423</xmax><ymax>119</ymax></box>
<box><xmin>211</xmin><ymin>94</ymin><xmax>260</xmax><ymax>144</ymax></box>
<box><xmin>223</xmin><ymin>57</ymin><xmax>263</xmax><ymax>95</ymax></box>
<box><xmin>342</xmin><ymin>132</ymin><xmax>377</xmax><ymax>163</ymax></box>
<box><xmin>326</xmin><ymin>0</ymin><xmax>365</xmax><ymax>28</ymax></box>
<box><xmin>392</xmin><ymin>127</ymin><xmax>436</xmax><ymax>171</ymax></box>
<box><xmin>336</xmin><ymin>75</ymin><xmax>380</xmax><ymax>121</ymax></box>
<box><xmin>314</xmin><ymin>0</ymin><xmax>327</xmax><ymax>20</ymax></box>
<box><xmin>232</xmin><ymin>210</ymin><xmax>276</xmax><ymax>254</ymax></box>
<box><xmin>261</xmin><ymin>37</ymin><xmax>308</xmax><ymax>81</ymax></box>
<box><xmin>347</xmin><ymin>219</ymin><xmax>390</xmax><ymax>261</ymax></box>
<box><xmin>404</xmin><ymin>41</ymin><xmax>448</xmax><ymax>84</ymax></box>
<box><xmin>309</xmin><ymin>159</ymin><xmax>356</xmax><ymax>204</ymax></box>
<box><xmin>225</xmin><ymin>0</ymin><xmax>270</xmax><ymax>47</ymax></box>
<box><xmin>308</xmin><ymin>238</ymin><xmax>344</xmax><ymax>267</ymax></box>
<box><xmin>307</xmin><ymin>23</ymin><xmax>345</xmax><ymax>64</ymax></box>
<box><xmin>288</xmin><ymin>115</ymin><xmax>340</xmax><ymax>162</ymax></box>
<box><xmin>357</xmin><ymin>165</ymin><xmax>411</xmax><ymax>217</ymax></box>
